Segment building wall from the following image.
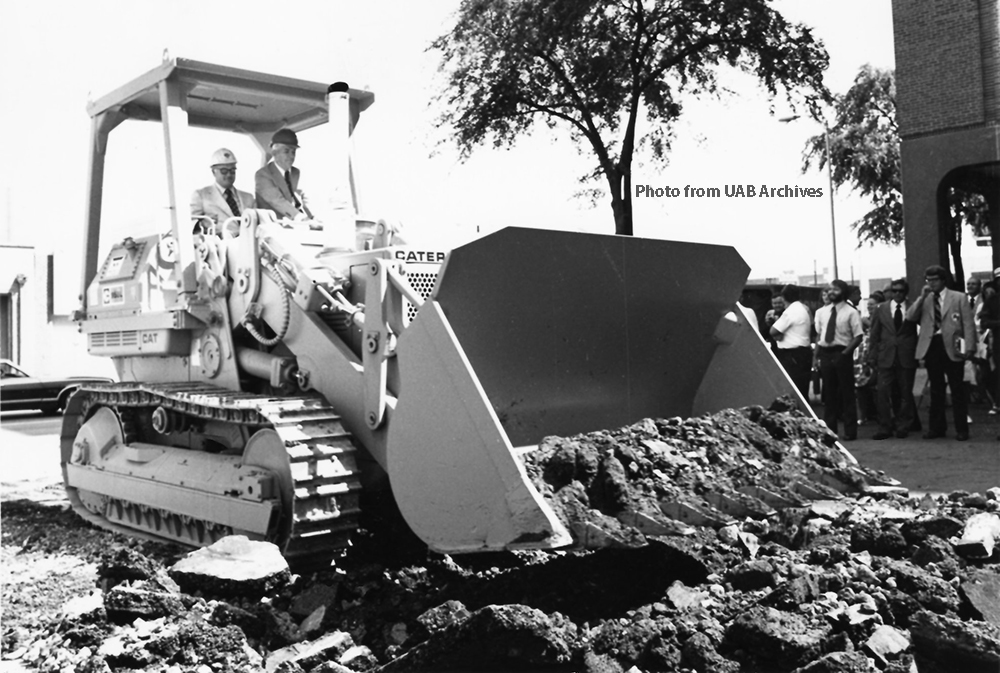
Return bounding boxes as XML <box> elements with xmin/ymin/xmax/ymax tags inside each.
<box><xmin>0</xmin><ymin>244</ymin><xmax>114</xmax><ymax>379</ymax></box>
<box><xmin>893</xmin><ymin>0</ymin><xmax>1000</xmax><ymax>290</ymax></box>
<box><xmin>893</xmin><ymin>0</ymin><xmax>991</xmax><ymax>137</ymax></box>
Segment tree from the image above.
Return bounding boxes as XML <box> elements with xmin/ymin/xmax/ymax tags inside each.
<box><xmin>432</xmin><ymin>0</ymin><xmax>830</xmax><ymax>235</ymax></box>
<box><xmin>802</xmin><ymin>66</ymin><xmax>993</xmax><ymax>281</ymax></box>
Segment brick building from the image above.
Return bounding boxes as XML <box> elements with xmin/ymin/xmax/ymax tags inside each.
<box><xmin>892</xmin><ymin>0</ymin><xmax>999</xmax><ymax>287</ymax></box>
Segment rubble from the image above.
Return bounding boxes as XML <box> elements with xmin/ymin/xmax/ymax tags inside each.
<box><xmin>3</xmin><ymin>400</ymin><xmax>999</xmax><ymax>672</ymax></box>
<box><xmin>168</xmin><ymin>536</ymin><xmax>291</xmax><ymax>598</ymax></box>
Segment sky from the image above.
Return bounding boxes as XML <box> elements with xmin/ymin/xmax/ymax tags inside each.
<box><xmin>4</xmin><ymin>0</ymin><xmax>973</xmax><ymax>307</ymax></box>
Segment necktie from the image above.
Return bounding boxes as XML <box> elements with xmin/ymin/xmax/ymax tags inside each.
<box><xmin>933</xmin><ymin>292</ymin><xmax>941</xmax><ymax>332</ymax></box>
<box><xmin>284</xmin><ymin>169</ymin><xmax>302</xmax><ymax>210</ymax></box>
<box><xmin>970</xmin><ymin>296</ymin><xmax>976</xmax><ymax>310</ymax></box>
<box><xmin>894</xmin><ymin>304</ymin><xmax>902</xmax><ymax>331</ymax></box>
<box><xmin>824</xmin><ymin>305</ymin><xmax>837</xmax><ymax>345</ymax></box>
<box><xmin>224</xmin><ymin>188</ymin><xmax>240</xmax><ymax>217</ymax></box>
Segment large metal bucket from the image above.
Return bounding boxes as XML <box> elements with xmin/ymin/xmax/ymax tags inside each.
<box><xmin>387</xmin><ymin>228</ymin><xmax>804</xmax><ymax>553</ymax></box>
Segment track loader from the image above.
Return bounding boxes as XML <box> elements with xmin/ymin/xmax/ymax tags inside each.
<box><xmin>63</xmin><ymin>57</ymin><xmax>822</xmax><ymax>568</ymax></box>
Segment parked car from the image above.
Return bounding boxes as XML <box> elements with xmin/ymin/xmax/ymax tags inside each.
<box><xmin>0</xmin><ymin>359</ymin><xmax>114</xmax><ymax>414</ymax></box>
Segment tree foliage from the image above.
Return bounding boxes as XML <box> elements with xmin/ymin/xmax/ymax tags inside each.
<box><xmin>803</xmin><ymin>66</ymin><xmax>991</xmax><ymax>250</ymax></box>
<box><xmin>432</xmin><ymin>0</ymin><xmax>831</xmax><ymax>235</ymax></box>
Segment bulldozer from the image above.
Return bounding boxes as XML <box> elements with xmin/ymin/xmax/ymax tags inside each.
<box><xmin>63</xmin><ymin>56</ymin><xmax>819</xmax><ymax>569</ymax></box>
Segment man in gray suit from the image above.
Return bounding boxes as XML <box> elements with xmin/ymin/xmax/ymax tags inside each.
<box><xmin>190</xmin><ymin>148</ymin><xmax>256</xmax><ymax>236</ymax></box>
<box><xmin>867</xmin><ymin>278</ymin><xmax>918</xmax><ymax>439</ymax></box>
<box><xmin>906</xmin><ymin>265</ymin><xmax>977</xmax><ymax>440</ymax></box>
<box><xmin>255</xmin><ymin>128</ymin><xmax>312</xmax><ymax>220</ymax></box>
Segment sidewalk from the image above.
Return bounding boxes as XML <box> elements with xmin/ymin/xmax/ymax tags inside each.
<box><xmin>811</xmin><ymin>400</ymin><xmax>1000</xmax><ymax>496</ymax></box>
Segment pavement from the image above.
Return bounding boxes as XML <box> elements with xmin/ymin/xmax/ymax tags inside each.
<box><xmin>811</xmin><ymin>398</ymin><xmax>1000</xmax><ymax>496</ymax></box>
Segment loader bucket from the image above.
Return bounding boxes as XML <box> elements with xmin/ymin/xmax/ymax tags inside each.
<box><xmin>388</xmin><ymin>227</ymin><xmax>804</xmax><ymax>553</ymax></box>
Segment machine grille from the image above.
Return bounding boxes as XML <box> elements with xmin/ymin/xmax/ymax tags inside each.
<box><xmin>405</xmin><ymin>271</ymin><xmax>438</xmax><ymax>322</ymax></box>
<box><xmin>90</xmin><ymin>331</ymin><xmax>139</xmax><ymax>349</ymax></box>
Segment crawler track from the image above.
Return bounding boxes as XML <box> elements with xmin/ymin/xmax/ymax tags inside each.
<box><xmin>63</xmin><ymin>382</ymin><xmax>362</xmax><ymax>569</ymax></box>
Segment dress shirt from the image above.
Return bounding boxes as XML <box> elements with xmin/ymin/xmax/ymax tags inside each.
<box><xmin>814</xmin><ymin>301</ymin><xmax>863</xmax><ymax>347</ymax></box>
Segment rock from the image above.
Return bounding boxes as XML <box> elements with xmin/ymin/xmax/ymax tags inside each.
<box><xmin>103</xmin><ymin>585</ymin><xmax>186</xmax><ymax>624</ymax></box>
<box><xmin>886</xmin><ymin>560</ymin><xmax>961</xmax><ymax>616</ymax></box>
<box><xmin>289</xmin><ymin>582</ymin><xmax>338</xmax><ymax>618</ymax></box>
<box><xmin>723</xmin><ymin>606</ymin><xmax>831</xmax><ymax>670</ymax></box>
<box><xmin>726</xmin><ymin>559</ymin><xmax>777</xmax><ymax>591</ymax></box>
<box><xmin>850</xmin><ymin>522</ymin><xmax>908</xmax><ymax>558</ymax></box>
<box><xmin>380</xmin><ymin>604</ymin><xmax>577</xmax><ymax>671</ymax></box>
<box><xmin>168</xmin><ymin>536</ymin><xmax>290</xmax><ymax>598</ymax></box>
<box><xmin>681</xmin><ymin>631</ymin><xmax>739</xmax><ymax>672</ymax></box>
<box><xmin>910</xmin><ymin>535</ymin><xmax>960</xmax><ymax>570</ymax></box>
<box><xmin>910</xmin><ymin>610</ymin><xmax>1000</xmax><ymax>673</ymax></box>
<box><xmin>666</xmin><ymin>580</ymin><xmax>709</xmax><ymax>609</ymax></box>
<box><xmin>339</xmin><ymin>644</ymin><xmax>378</xmax><ymax>670</ymax></box>
<box><xmin>900</xmin><ymin>515</ymin><xmax>965</xmax><ymax>545</ymax></box>
<box><xmin>264</xmin><ymin>631</ymin><xmax>354</xmax><ymax>673</ymax></box>
<box><xmin>790</xmin><ymin>650</ymin><xmax>872</xmax><ymax>673</ymax></box>
<box><xmin>412</xmin><ymin>599</ymin><xmax>471</xmax><ymax>642</ymax></box>
<box><xmin>864</xmin><ymin>625</ymin><xmax>910</xmax><ymax>668</ymax></box>
<box><xmin>298</xmin><ymin>604</ymin><xmax>326</xmax><ymax>637</ymax></box>
<box><xmin>97</xmin><ymin>547</ymin><xmax>173</xmax><ymax>591</ymax></box>
<box><xmin>762</xmin><ymin>573</ymin><xmax>822</xmax><ymax>610</ymax></box>
<box><xmin>961</xmin><ymin>571</ymin><xmax>1000</xmax><ymax>626</ymax></box>
<box><xmin>954</xmin><ymin>512</ymin><xmax>1000</xmax><ymax>559</ymax></box>
<box><xmin>582</xmin><ymin>650</ymin><xmax>625</xmax><ymax>673</ymax></box>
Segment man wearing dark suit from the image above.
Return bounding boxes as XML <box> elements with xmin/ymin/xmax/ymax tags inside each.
<box><xmin>255</xmin><ymin>128</ymin><xmax>312</xmax><ymax>220</ymax></box>
<box><xmin>867</xmin><ymin>278</ymin><xmax>918</xmax><ymax>439</ymax></box>
<box><xmin>905</xmin><ymin>265</ymin><xmax>977</xmax><ymax>441</ymax></box>
<box><xmin>190</xmin><ymin>148</ymin><xmax>256</xmax><ymax>236</ymax></box>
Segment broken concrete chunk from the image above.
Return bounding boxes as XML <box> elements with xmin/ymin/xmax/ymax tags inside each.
<box><xmin>264</xmin><ymin>630</ymin><xmax>354</xmax><ymax>673</ymax></box>
<box><xmin>961</xmin><ymin>572</ymin><xmax>1000</xmax><ymax>627</ymax></box>
<box><xmin>104</xmin><ymin>584</ymin><xmax>187</xmax><ymax>624</ymax></box>
<box><xmin>954</xmin><ymin>512</ymin><xmax>1000</xmax><ymax>560</ymax></box>
<box><xmin>169</xmin><ymin>536</ymin><xmax>290</xmax><ymax>598</ymax></box>
<box><xmin>900</xmin><ymin>515</ymin><xmax>965</xmax><ymax>545</ymax></box>
<box><xmin>298</xmin><ymin>605</ymin><xmax>326</xmax><ymax>638</ymax></box>
<box><xmin>666</xmin><ymin>580</ymin><xmax>709</xmax><ymax>610</ymax></box>
<box><xmin>726</xmin><ymin>559</ymin><xmax>777</xmax><ymax>591</ymax></box>
<box><xmin>863</xmin><ymin>624</ymin><xmax>909</xmax><ymax>667</ymax></box>
<box><xmin>724</xmin><ymin>606</ymin><xmax>831</xmax><ymax>670</ymax></box>
<box><xmin>659</xmin><ymin>500</ymin><xmax>733</xmax><ymax>529</ymax></box>
<box><xmin>789</xmin><ymin>650</ymin><xmax>873</xmax><ymax>673</ymax></box>
<box><xmin>289</xmin><ymin>582</ymin><xmax>338</xmax><ymax>618</ymax></box>
<box><xmin>910</xmin><ymin>610</ymin><xmax>1000</xmax><ymax>673</ymax></box>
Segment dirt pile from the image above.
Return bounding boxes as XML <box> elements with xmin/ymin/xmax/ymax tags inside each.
<box><xmin>3</xmin><ymin>400</ymin><xmax>1000</xmax><ymax>672</ymax></box>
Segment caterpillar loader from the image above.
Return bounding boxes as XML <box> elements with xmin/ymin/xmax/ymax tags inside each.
<box><xmin>63</xmin><ymin>57</ymin><xmax>821</xmax><ymax>568</ymax></box>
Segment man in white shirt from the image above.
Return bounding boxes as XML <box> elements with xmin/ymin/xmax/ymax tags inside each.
<box><xmin>813</xmin><ymin>279</ymin><xmax>864</xmax><ymax>440</ymax></box>
<box><xmin>769</xmin><ymin>285</ymin><xmax>812</xmax><ymax>399</ymax></box>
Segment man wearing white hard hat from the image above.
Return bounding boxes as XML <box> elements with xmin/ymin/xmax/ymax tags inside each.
<box><xmin>190</xmin><ymin>148</ymin><xmax>256</xmax><ymax>236</ymax></box>
<box><xmin>255</xmin><ymin>128</ymin><xmax>312</xmax><ymax>220</ymax></box>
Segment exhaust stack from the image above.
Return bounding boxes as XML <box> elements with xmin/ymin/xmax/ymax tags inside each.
<box><xmin>319</xmin><ymin>81</ymin><xmax>356</xmax><ymax>250</ymax></box>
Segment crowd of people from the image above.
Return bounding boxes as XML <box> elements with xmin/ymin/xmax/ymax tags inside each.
<box><xmin>766</xmin><ymin>266</ymin><xmax>1000</xmax><ymax>443</ymax></box>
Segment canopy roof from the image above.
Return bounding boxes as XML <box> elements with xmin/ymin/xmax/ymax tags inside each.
<box><xmin>87</xmin><ymin>57</ymin><xmax>374</xmax><ymax>134</ymax></box>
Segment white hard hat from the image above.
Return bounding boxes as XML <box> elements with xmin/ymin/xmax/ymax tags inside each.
<box><xmin>210</xmin><ymin>148</ymin><xmax>237</xmax><ymax>166</ymax></box>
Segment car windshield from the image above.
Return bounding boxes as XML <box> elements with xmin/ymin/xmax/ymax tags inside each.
<box><xmin>0</xmin><ymin>362</ymin><xmax>28</xmax><ymax>378</ymax></box>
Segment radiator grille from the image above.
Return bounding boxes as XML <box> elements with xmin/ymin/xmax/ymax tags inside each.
<box><xmin>90</xmin><ymin>331</ymin><xmax>139</xmax><ymax>349</ymax></box>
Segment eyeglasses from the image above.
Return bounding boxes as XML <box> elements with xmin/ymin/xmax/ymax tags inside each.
<box><xmin>214</xmin><ymin>167</ymin><xmax>237</xmax><ymax>176</ymax></box>
<box><xmin>891</xmin><ymin>288</ymin><xmax>906</xmax><ymax>293</ymax></box>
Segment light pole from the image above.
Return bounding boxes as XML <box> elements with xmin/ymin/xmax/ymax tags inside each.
<box><xmin>780</xmin><ymin>115</ymin><xmax>839</xmax><ymax>281</ymax></box>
